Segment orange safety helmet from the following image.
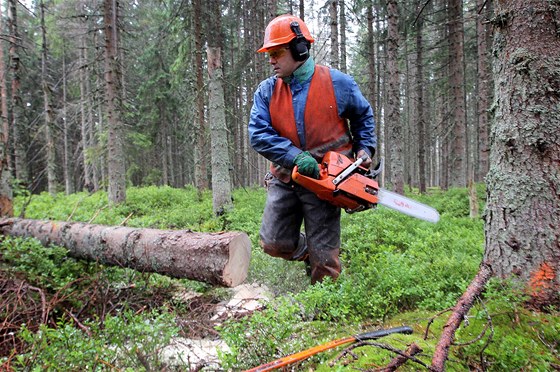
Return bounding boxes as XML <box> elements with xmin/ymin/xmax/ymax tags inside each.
<box><xmin>257</xmin><ymin>14</ymin><xmax>315</xmax><ymax>53</ymax></box>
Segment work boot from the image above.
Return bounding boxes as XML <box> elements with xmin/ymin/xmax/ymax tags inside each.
<box><xmin>309</xmin><ymin>248</ymin><xmax>341</xmax><ymax>284</ymax></box>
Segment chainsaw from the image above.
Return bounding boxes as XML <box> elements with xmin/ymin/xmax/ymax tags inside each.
<box><xmin>292</xmin><ymin>151</ymin><xmax>440</xmax><ymax>223</ymax></box>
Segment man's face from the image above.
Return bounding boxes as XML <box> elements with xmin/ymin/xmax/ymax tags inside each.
<box><xmin>267</xmin><ymin>45</ymin><xmax>301</xmax><ymax>78</ymax></box>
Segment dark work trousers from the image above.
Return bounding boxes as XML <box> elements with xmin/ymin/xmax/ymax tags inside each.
<box><xmin>260</xmin><ymin>176</ymin><xmax>341</xmax><ymax>283</ymax></box>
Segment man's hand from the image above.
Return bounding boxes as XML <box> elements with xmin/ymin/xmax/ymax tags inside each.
<box><xmin>357</xmin><ymin>149</ymin><xmax>372</xmax><ymax>169</ymax></box>
<box><xmin>294</xmin><ymin>151</ymin><xmax>320</xmax><ymax>179</ymax></box>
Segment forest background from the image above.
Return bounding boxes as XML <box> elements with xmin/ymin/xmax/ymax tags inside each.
<box><xmin>0</xmin><ymin>0</ymin><xmax>490</xmax><ymax>199</ymax></box>
<box><xmin>1</xmin><ymin>0</ymin><xmax>559</xmax><ymax>370</ymax></box>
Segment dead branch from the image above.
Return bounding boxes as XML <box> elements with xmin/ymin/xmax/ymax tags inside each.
<box><xmin>88</xmin><ymin>205</ymin><xmax>108</xmax><ymax>223</ymax></box>
<box><xmin>120</xmin><ymin>212</ymin><xmax>134</xmax><ymax>226</ymax></box>
<box><xmin>331</xmin><ymin>341</ymin><xmax>430</xmax><ymax>370</ymax></box>
<box><xmin>424</xmin><ymin>307</ymin><xmax>453</xmax><ymax>340</ymax></box>
<box><xmin>67</xmin><ymin>196</ymin><xmax>86</xmax><ymax>221</ymax></box>
<box><xmin>430</xmin><ymin>262</ymin><xmax>493</xmax><ymax>372</ymax></box>
<box><xmin>381</xmin><ymin>342</ymin><xmax>423</xmax><ymax>371</ymax></box>
<box><xmin>452</xmin><ymin>304</ymin><xmax>492</xmax><ymax>347</ymax></box>
<box><xmin>0</xmin><ymin>275</ymin><xmax>50</xmax><ymax>358</ymax></box>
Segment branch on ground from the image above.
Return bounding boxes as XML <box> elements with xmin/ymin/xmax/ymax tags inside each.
<box><xmin>430</xmin><ymin>262</ymin><xmax>493</xmax><ymax>372</ymax></box>
<box><xmin>380</xmin><ymin>342</ymin><xmax>423</xmax><ymax>371</ymax></box>
<box><xmin>331</xmin><ymin>340</ymin><xmax>429</xmax><ymax>370</ymax></box>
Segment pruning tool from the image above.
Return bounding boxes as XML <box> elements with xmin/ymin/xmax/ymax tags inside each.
<box><xmin>243</xmin><ymin>326</ymin><xmax>413</xmax><ymax>372</ymax></box>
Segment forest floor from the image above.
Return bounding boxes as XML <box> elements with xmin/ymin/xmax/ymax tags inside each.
<box><xmin>2</xmin><ymin>186</ymin><xmax>559</xmax><ymax>371</ymax></box>
<box><xmin>0</xmin><ymin>263</ymin><xmax>271</xmax><ymax>370</ymax></box>
<box><xmin>159</xmin><ymin>282</ymin><xmax>271</xmax><ymax>369</ymax></box>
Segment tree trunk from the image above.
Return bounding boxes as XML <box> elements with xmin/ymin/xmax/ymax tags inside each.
<box><xmin>78</xmin><ymin>1</ymin><xmax>94</xmax><ymax>192</ymax></box>
<box><xmin>8</xmin><ymin>0</ymin><xmax>26</xmax><ymax>185</ymax></box>
<box><xmin>40</xmin><ymin>0</ymin><xmax>57</xmax><ymax>196</ymax></box>
<box><xmin>415</xmin><ymin>0</ymin><xmax>426</xmax><ymax>193</ymax></box>
<box><xmin>103</xmin><ymin>0</ymin><xmax>126</xmax><ymax>204</ymax></box>
<box><xmin>386</xmin><ymin>0</ymin><xmax>404</xmax><ymax>194</ymax></box>
<box><xmin>0</xmin><ymin>3</ymin><xmax>12</xmax><ymax>217</ymax></box>
<box><xmin>157</xmin><ymin>99</ymin><xmax>170</xmax><ymax>186</ymax></box>
<box><xmin>207</xmin><ymin>46</ymin><xmax>233</xmax><ymax>216</ymax></box>
<box><xmin>339</xmin><ymin>0</ymin><xmax>347</xmax><ymax>73</ymax></box>
<box><xmin>329</xmin><ymin>0</ymin><xmax>339</xmax><ymax>69</ymax></box>
<box><xmin>484</xmin><ymin>0</ymin><xmax>560</xmax><ymax>308</ymax></box>
<box><xmin>475</xmin><ymin>0</ymin><xmax>491</xmax><ymax>182</ymax></box>
<box><xmin>366</xmin><ymin>3</ymin><xmax>376</xmax><ymax>112</ymax></box>
<box><xmin>62</xmin><ymin>52</ymin><xmax>74</xmax><ymax>195</ymax></box>
<box><xmin>448</xmin><ymin>0</ymin><xmax>467</xmax><ymax>187</ymax></box>
<box><xmin>0</xmin><ymin>218</ymin><xmax>251</xmax><ymax>287</ymax></box>
<box><xmin>207</xmin><ymin>0</ymin><xmax>233</xmax><ymax>216</ymax></box>
<box><xmin>404</xmin><ymin>36</ymin><xmax>414</xmax><ymax>189</ymax></box>
<box><xmin>266</xmin><ymin>0</ymin><xmax>277</xmax><ymax>20</ymax></box>
<box><xmin>375</xmin><ymin>7</ymin><xmax>384</xmax><ymax>182</ymax></box>
<box><xmin>194</xmin><ymin>0</ymin><xmax>209</xmax><ymax>191</ymax></box>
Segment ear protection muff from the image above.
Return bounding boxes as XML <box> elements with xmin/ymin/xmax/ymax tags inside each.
<box><xmin>289</xmin><ymin>21</ymin><xmax>310</xmax><ymax>61</ymax></box>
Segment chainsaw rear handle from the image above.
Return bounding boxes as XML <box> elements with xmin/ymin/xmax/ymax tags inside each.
<box><xmin>368</xmin><ymin>157</ymin><xmax>384</xmax><ymax>179</ymax></box>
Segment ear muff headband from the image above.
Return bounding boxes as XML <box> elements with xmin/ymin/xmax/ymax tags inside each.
<box><xmin>289</xmin><ymin>21</ymin><xmax>309</xmax><ymax>61</ymax></box>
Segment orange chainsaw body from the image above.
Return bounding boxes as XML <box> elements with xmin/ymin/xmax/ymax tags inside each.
<box><xmin>291</xmin><ymin>151</ymin><xmax>379</xmax><ymax>213</ymax></box>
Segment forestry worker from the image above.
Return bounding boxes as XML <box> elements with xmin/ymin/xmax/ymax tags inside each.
<box><xmin>248</xmin><ymin>14</ymin><xmax>377</xmax><ymax>284</ymax></box>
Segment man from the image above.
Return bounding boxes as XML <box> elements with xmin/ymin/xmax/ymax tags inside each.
<box><xmin>249</xmin><ymin>14</ymin><xmax>377</xmax><ymax>283</ymax></box>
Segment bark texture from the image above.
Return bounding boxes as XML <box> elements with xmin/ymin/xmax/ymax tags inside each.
<box><xmin>330</xmin><ymin>0</ymin><xmax>339</xmax><ymax>69</ymax></box>
<box><xmin>386</xmin><ymin>0</ymin><xmax>404</xmax><ymax>194</ymax></box>
<box><xmin>104</xmin><ymin>0</ymin><xmax>126</xmax><ymax>204</ymax></box>
<box><xmin>484</xmin><ymin>0</ymin><xmax>560</xmax><ymax>308</ymax></box>
<box><xmin>0</xmin><ymin>218</ymin><xmax>251</xmax><ymax>287</ymax></box>
<box><xmin>448</xmin><ymin>0</ymin><xmax>467</xmax><ymax>187</ymax></box>
<box><xmin>40</xmin><ymin>0</ymin><xmax>56</xmax><ymax>195</ymax></box>
<box><xmin>475</xmin><ymin>0</ymin><xmax>491</xmax><ymax>182</ymax></box>
<box><xmin>0</xmin><ymin>3</ymin><xmax>12</xmax><ymax>218</ymax></box>
<box><xmin>207</xmin><ymin>46</ymin><xmax>233</xmax><ymax>216</ymax></box>
<box><xmin>415</xmin><ymin>0</ymin><xmax>426</xmax><ymax>193</ymax></box>
<box><xmin>8</xmin><ymin>0</ymin><xmax>26</xmax><ymax>184</ymax></box>
<box><xmin>193</xmin><ymin>0</ymin><xmax>209</xmax><ymax>191</ymax></box>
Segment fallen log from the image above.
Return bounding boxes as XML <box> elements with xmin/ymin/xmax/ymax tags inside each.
<box><xmin>0</xmin><ymin>218</ymin><xmax>251</xmax><ymax>287</ymax></box>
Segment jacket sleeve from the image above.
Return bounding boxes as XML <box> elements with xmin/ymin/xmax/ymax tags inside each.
<box><xmin>331</xmin><ymin>70</ymin><xmax>377</xmax><ymax>156</ymax></box>
<box><xmin>248</xmin><ymin>79</ymin><xmax>302</xmax><ymax>168</ymax></box>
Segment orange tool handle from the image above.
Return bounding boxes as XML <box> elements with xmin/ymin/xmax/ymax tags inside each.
<box><xmin>243</xmin><ymin>326</ymin><xmax>413</xmax><ymax>372</ymax></box>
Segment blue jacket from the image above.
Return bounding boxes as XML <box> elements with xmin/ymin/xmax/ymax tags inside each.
<box><xmin>249</xmin><ymin>57</ymin><xmax>377</xmax><ymax>169</ymax></box>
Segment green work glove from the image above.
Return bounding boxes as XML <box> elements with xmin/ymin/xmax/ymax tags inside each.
<box><xmin>294</xmin><ymin>151</ymin><xmax>320</xmax><ymax>179</ymax></box>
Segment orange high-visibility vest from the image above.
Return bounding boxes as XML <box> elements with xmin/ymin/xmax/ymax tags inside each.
<box><xmin>269</xmin><ymin>65</ymin><xmax>352</xmax><ymax>182</ymax></box>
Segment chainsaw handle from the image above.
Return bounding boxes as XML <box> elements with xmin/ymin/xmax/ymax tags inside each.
<box><xmin>354</xmin><ymin>326</ymin><xmax>413</xmax><ymax>342</ymax></box>
<box><xmin>368</xmin><ymin>157</ymin><xmax>384</xmax><ymax>179</ymax></box>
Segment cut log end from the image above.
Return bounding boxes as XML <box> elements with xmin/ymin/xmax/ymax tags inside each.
<box><xmin>222</xmin><ymin>233</ymin><xmax>252</xmax><ymax>287</ymax></box>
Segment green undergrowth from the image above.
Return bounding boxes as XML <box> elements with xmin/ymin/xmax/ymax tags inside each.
<box><xmin>2</xmin><ymin>184</ymin><xmax>559</xmax><ymax>370</ymax></box>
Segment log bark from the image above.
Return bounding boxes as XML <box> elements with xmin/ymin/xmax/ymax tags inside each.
<box><xmin>0</xmin><ymin>218</ymin><xmax>251</xmax><ymax>287</ymax></box>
